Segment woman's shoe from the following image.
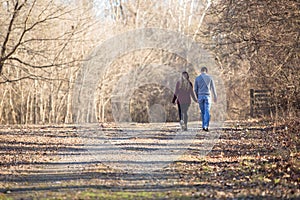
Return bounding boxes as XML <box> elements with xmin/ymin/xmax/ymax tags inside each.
<box><xmin>180</xmin><ymin>120</ymin><xmax>184</xmax><ymax>130</ymax></box>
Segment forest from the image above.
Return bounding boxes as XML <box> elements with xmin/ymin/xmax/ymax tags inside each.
<box><xmin>0</xmin><ymin>0</ymin><xmax>299</xmax><ymax>199</ymax></box>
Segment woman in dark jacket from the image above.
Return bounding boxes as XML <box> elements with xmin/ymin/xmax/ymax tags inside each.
<box><xmin>172</xmin><ymin>71</ymin><xmax>197</xmax><ymax>131</ymax></box>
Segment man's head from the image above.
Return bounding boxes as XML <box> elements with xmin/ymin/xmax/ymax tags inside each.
<box><xmin>201</xmin><ymin>67</ymin><xmax>208</xmax><ymax>73</ymax></box>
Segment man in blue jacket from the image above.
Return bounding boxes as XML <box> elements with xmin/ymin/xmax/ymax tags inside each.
<box><xmin>194</xmin><ymin>67</ymin><xmax>217</xmax><ymax>131</ymax></box>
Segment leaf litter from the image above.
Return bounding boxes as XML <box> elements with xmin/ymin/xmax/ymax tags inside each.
<box><xmin>0</xmin><ymin>120</ymin><xmax>299</xmax><ymax>199</ymax></box>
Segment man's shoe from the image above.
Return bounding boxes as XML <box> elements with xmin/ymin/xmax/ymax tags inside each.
<box><xmin>203</xmin><ymin>127</ymin><xmax>209</xmax><ymax>132</ymax></box>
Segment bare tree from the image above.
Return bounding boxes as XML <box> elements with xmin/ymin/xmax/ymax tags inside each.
<box><xmin>0</xmin><ymin>0</ymin><xmax>97</xmax><ymax>124</ymax></box>
<box><xmin>0</xmin><ymin>0</ymin><xmax>227</xmax><ymax>124</ymax></box>
<box><xmin>0</xmin><ymin>0</ymin><xmax>93</xmax><ymax>83</ymax></box>
<box><xmin>203</xmin><ymin>0</ymin><xmax>299</xmax><ymax>119</ymax></box>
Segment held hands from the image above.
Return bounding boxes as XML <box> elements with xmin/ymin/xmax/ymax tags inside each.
<box><xmin>214</xmin><ymin>97</ymin><xmax>217</xmax><ymax>103</ymax></box>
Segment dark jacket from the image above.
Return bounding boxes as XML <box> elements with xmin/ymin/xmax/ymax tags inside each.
<box><xmin>172</xmin><ymin>81</ymin><xmax>197</xmax><ymax>105</ymax></box>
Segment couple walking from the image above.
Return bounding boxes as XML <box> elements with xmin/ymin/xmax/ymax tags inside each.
<box><xmin>172</xmin><ymin>67</ymin><xmax>217</xmax><ymax>131</ymax></box>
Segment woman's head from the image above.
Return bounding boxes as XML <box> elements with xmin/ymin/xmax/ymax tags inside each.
<box><xmin>182</xmin><ymin>71</ymin><xmax>189</xmax><ymax>79</ymax></box>
<box><xmin>180</xmin><ymin>71</ymin><xmax>190</xmax><ymax>90</ymax></box>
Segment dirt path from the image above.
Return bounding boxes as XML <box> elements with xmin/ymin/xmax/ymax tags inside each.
<box><xmin>0</xmin><ymin>121</ymin><xmax>299</xmax><ymax>199</ymax></box>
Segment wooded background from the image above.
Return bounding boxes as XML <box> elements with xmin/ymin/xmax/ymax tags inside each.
<box><xmin>0</xmin><ymin>0</ymin><xmax>299</xmax><ymax>124</ymax></box>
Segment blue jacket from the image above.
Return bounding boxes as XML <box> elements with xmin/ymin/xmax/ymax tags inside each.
<box><xmin>194</xmin><ymin>73</ymin><xmax>217</xmax><ymax>99</ymax></box>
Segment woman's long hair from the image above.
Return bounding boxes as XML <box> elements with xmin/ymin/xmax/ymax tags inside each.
<box><xmin>179</xmin><ymin>71</ymin><xmax>191</xmax><ymax>91</ymax></box>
